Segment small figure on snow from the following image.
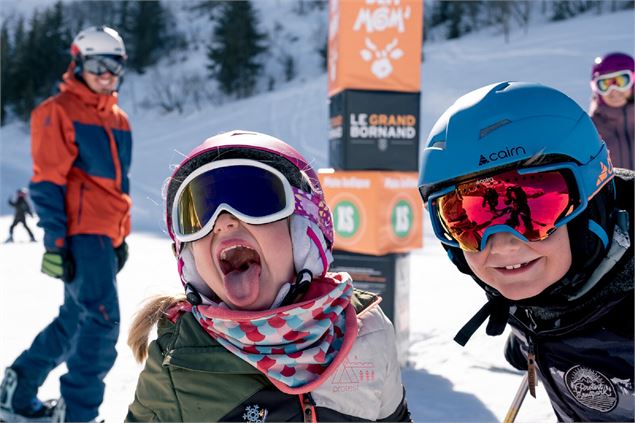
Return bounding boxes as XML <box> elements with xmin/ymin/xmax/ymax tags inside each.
<box><xmin>5</xmin><ymin>188</ymin><xmax>36</xmax><ymax>243</ymax></box>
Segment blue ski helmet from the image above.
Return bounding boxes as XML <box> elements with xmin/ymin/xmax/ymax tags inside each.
<box><xmin>418</xmin><ymin>81</ymin><xmax>616</xmax><ymax>301</ymax></box>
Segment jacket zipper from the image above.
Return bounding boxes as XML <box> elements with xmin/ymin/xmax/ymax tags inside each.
<box><xmin>622</xmin><ymin>106</ymin><xmax>632</xmax><ymax>167</ymax></box>
<box><xmin>524</xmin><ymin>309</ymin><xmax>538</xmax><ymax>398</ymax></box>
<box><xmin>299</xmin><ymin>393</ymin><xmax>317</xmax><ymax>423</ymax></box>
<box><xmin>77</xmin><ymin>182</ymin><xmax>85</xmax><ymax>224</ymax></box>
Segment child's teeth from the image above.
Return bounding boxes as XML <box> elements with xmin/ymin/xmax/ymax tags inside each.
<box><xmin>220</xmin><ymin>245</ymin><xmax>250</xmax><ymax>260</ymax></box>
<box><xmin>505</xmin><ymin>263</ymin><xmax>522</xmax><ymax>270</ymax></box>
<box><xmin>220</xmin><ymin>245</ymin><xmax>239</xmax><ymax>260</ymax></box>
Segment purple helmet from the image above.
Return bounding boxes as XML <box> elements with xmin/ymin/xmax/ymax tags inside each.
<box><xmin>591</xmin><ymin>52</ymin><xmax>634</xmax><ymax>79</ymax></box>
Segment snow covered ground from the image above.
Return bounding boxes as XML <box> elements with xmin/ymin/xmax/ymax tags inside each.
<box><xmin>0</xmin><ymin>6</ymin><xmax>633</xmax><ymax>422</ymax></box>
<box><xmin>0</xmin><ymin>213</ymin><xmax>553</xmax><ymax>422</ymax></box>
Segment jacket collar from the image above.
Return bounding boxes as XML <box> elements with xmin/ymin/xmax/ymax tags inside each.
<box><xmin>60</xmin><ymin>63</ymin><xmax>118</xmax><ymax>113</ymax></box>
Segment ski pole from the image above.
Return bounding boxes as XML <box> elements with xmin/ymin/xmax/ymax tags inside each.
<box><xmin>503</xmin><ymin>373</ymin><xmax>529</xmax><ymax>423</ymax></box>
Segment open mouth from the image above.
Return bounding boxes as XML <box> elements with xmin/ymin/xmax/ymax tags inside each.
<box><xmin>217</xmin><ymin>244</ymin><xmax>263</xmax><ymax>307</ymax></box>
<box><xmin>219</xmin><ymin>245</ymin><xmax>261</xmax><ymax>276</ymax></box>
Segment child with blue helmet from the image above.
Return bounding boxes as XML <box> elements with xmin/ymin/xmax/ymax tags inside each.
<box><xmin>418</xmin><ymin>82</ymin><xmax>633</xmax><ymax>421</ymax></box>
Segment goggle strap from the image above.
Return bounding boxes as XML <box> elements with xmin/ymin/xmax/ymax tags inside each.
<box><xmin>293</xmin><ymin>188</ymin><xmax>334</xmax><ymax>246</ymax></box>
<box><xmin>588</xmin><ymin>219</ymin><xmax>609</xmax><ymax>249</ymax></box>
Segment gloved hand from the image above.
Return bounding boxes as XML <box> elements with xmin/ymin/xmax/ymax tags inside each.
<box><xmin>114</xmin><ymin>240</ymin><xmax>128</xmax><ymax>273</ymax></box>
<box><xmin>41</xmin><ymin>250</ymin><xmax>75</xmax><ymax>283</ymax></box>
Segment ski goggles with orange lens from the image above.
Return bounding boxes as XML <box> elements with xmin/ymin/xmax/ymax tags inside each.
<box><xmin>171</xmin><ymin>159</ymin><xmax>297</xmax><ymax>242</ymax></box>
<box><xmin>83</xmin><ymin>55</ymin><xmax>126</xmax><ymax>77</ymax></box>
<box><xmin>426</xmin><ymin>159</ymin><xmax>613</xmax><ymax>252</ymax></box>
<box><xmin>592</xmin><ymin>70</ymin><xmax>633</xmax><ymax>95</ymax></box>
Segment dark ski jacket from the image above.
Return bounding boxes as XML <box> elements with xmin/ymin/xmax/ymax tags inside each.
<box><xmin>8</xmin><ymin>196</ymin><xmax>32</xmax><ymax>222</ymax></box>
<box><xmin>590</xmin><ymin>100</ymin><xmax>634</xmax><ymax>170</ymax></box>
<box><xmin>126</xmin><ymin>289</ymin><xmax>411</xmax><ymax>422</ymax></box>
<box><xmin>505</xmin><ymin>170</ymin><xmax>634</xmax><ymax>422</ymax></box>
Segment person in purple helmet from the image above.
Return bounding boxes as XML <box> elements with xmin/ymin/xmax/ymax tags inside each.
<box><xmin>589</xmin><ymin>52</ymin><xmax>634</xmax><ymax>170</ymax></box>
<box><xmin>125</xmin><ymin>130</ymin><xmax>411</xmax><ymax>422</ymax></box>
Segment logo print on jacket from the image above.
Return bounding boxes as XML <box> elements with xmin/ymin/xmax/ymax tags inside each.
<box><xmin>330</xmin><ymin>357</ymin><xmax>375</xmax><ymax>393</ymax></box>
<box><xmin>564</xmin><ymin>365</ymin><xmax>618</xmax><ymax>412</ymax></box>
<box><xmin>242</xmin><ymin>404</ymin><xmax>268</xmax><ymax>423</ymax></box>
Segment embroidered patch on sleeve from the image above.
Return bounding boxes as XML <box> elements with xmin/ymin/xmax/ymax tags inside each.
<box><xmin>564</xmin><ymin>365</ymin><xmax>618</xmax><ymax>412</ymax></box>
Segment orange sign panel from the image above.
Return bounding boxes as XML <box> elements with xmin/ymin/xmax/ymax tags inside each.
<box><xmin>318</xmin><ymin>170</ymin><xmax>423</xmax><ymax>255</ymax></box>
<box><xmin>328</xmin><ymin>0</ymin><xmax>423</xmax><ymax>96</ymax></box>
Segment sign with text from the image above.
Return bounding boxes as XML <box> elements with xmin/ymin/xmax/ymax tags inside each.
<box><xmin>331</xmin><ymin>250</ymin><xmax>410</xmax><ymax>366</ymax></box>
<box><xmin>329</xmin><ymin>89</ymin><xmax>420</xmax><ymax>170</ymax></box>
<box><xmin>318</xmin><ymin>169</ymin><xmax>423</xmax><ymax>255</ymax></box>
<box><xmin>328</xmin><ymin>0</ymin><xmax>423</xmax><ymax>95</ymax></box>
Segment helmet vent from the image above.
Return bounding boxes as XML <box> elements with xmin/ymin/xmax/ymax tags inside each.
<box><xmin>494</xmin><ymin>82</ymin><xmax>512</xmax><ymax>92</ymax></box>
<box><xmin>479</xmin><ymin>119</ymin><xmax>511</xmax><ymax>139</ymax></box>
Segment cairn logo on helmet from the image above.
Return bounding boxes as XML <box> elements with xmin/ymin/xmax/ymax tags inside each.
<box><xmin>478</xmin><ymin>146</ymin><xmax>527</xmax><ymax>166</ymax></box>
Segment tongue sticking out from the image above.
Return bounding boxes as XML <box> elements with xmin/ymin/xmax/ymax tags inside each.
<box><xmin>219</xmin><ymin>246</ymin><xmax>262</xmax><ymax>306</ymax></box>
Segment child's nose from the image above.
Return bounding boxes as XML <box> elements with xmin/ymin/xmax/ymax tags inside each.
<box><xmin>487</xmin><ymin>231</ymin><xmax>524</xmax><ymax>254</ymax></box>
<box><xmin>213</xmin><ymin>212</ymin><xmax>239</xmax><ymax>234</ymax></box>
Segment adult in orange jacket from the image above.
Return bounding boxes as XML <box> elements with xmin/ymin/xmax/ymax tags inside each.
<box><xmin>0</xmin><ymin>26</ymin><xmax>132</xmax><ymax>422</ymax></box>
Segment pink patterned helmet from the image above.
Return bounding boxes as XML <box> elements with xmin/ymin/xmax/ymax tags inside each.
<box><xmin>165</xmin><ymin>130</ymin><xmax>334</xmax><ymax>298</ymax></box>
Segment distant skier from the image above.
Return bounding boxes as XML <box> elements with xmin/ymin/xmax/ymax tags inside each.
<box><xmin>589</xmin><ymin>52</ymin><xmax>634</xmax><ymax>170</ymax></box>
<box><xmin>5</xmin><ymin>188</ymin><xmax>36</xmax><ymax>243</ymax></box>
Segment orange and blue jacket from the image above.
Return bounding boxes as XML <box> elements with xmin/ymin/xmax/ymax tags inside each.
<box><xmin>29</xmin><ymin>67</ymin><xmax>132</xmax><ymax>251</ymax></box>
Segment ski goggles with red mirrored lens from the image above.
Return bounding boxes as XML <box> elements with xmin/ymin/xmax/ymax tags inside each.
<box><xmin>171</xmin><ymin>159</ymin><xmax>297</xmax><ymax>242</ymax></box>
<box><xmin>592</xmin><ymin>70</ymin><xmax>633</xmax><ymax>95</ymax></box>
<box><xmin>83</xmin><ymin>55</ymin><xmax>126</xmax><ymax>77</ymax></box>
<box><xmin>426</xmin><ymin>155</ymin><xmax>614</xmax><ymax>252</ymax></box>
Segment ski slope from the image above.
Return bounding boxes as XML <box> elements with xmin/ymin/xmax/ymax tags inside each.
<box><xmin>0</xmin><ymin>7</ymin><xmax>633</xmax><ymax>422</ymax></box>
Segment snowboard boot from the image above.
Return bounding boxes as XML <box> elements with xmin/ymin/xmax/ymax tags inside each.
<box><xmin>0</xmin><ymin>368</ymin><xmax>57</xmax><ymax>422</ymax></box>
<box><xmin>50</xmin><ymin>398</ymin><xmax>65</xmax><ymax>423</ymax></box>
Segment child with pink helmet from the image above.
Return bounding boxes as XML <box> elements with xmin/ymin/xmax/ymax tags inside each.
<box><xmin>126</xmin><ymin>130</ymin><xmax>411</xmax><ymax>422</ymax></box>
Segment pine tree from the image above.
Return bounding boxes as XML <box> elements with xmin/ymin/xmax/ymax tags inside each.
<box><xmin>128</xmin><ymin>1</ymin><xmax>174</xmax><ymax>73</ymax></box>
<box><xmin>7</xmin><ymin>16</ymin><xmax>26</xmax><ymax>114</ymax></box>
<box><xmin>207</xmin><ymin>1</ymin><xmax>267</xmax><ymax>98</ymax></box>
<box><xmin>445</xmin><ymin>1</ymin><xmax>470</xmax><ymax>39</ymax></box>
<box><xmin>11</xmin><ymin>10</ymin><xmax>42</xmax><ymax>120</ymax></box>
<box><xmin>551</xmin><ymin>0</ymin><xmax>576</xmax><ymax>21</ymax></box>
<box><xmin>2</xmin><ymin>2</ymin><xmax>71</xmax><ymax>121</ymax></box>
<box><xmin>1</xmin><ymin>22</ymin><xmax>11</xmax><ymax>125</ymax></box>
<box><xmin>39</xmin><ymin>2</ymin><xmax>72</xmax><ymax>97</ymax></box>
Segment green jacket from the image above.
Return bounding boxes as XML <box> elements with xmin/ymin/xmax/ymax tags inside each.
<box><xmin>126</xmin><ymin>289</ymin><xmax>410</xmax><ymax>422</ymax></box>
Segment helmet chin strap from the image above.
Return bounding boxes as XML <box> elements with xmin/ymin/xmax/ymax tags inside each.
<box><xmin>275</xmin><ymin>270</ymin><xmax>313</xmax><ymax>308</ymax></box>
